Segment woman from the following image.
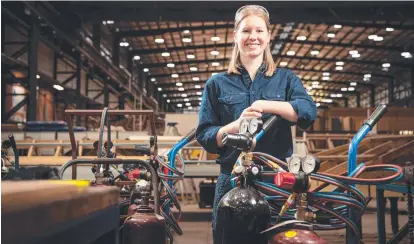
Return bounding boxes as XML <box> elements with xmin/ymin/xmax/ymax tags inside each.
<box><xmin>196</xmin><ymin>4</ymin><xmax>317</xmax><ymax>242</ymax></box>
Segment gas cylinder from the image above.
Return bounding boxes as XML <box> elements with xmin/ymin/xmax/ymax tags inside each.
<box><xmin>214</xmin><ymin>177</ymin><xmax>270</xmax><ymax>244</ymax></box>
<box><xmin>269</xmin><ymin>229</ymin><xmax>327</xmax><ymax>244</ymax></box>
<box><xmin>122</xmin><ymin>194</ymin><xmax>166</xmax><ymax>244</ymax></box>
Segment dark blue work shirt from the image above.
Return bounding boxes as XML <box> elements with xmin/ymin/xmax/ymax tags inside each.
<box><xmin>196</xmin><ymin>65</ymin><xmax>317</xmax><ymax>174</ymax></box>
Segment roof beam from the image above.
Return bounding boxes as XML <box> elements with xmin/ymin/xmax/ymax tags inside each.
<box><xmin>162</xmin><ymin>87</ymin><xmax>357</xmax><ymax>95</ymax></box>
<box><xmin>131</xmin><ymin>43</ymin><xmax>231</xmax><ymax>55</ymax></box>
<box><xmin>325</xmin><ymin>22</ymin><xmax>414</xmax><ymax>31</ymax></box>
<box><xmin>143</xmin><ymin>58</ymin><xmax>228</xmax><ymax>68</ymax></box>
<box><xmin>119</xmin><ymin>24</ymin><xmax>233</xmax><ymax>37</ymax></box>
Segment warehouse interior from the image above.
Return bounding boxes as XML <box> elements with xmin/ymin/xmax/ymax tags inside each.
<box><xmin>1</xmin><ymin>1</ymin><xmax>414</xmax><ymax>244</ymax></box>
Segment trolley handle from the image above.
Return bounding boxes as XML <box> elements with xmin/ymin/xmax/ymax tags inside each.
<box><xmin>183</xmin><ymin>128</ymin><xmax>197</xmax><ymax>142</ymax></box>
<box><xmin>365</xmin><ymin>104</ymin><xmax>387</xmax><ymax>128</ymax></box>
<box><xmin>263</xmin><ymin>115</ymin><xmax>281</xmax><ymax>132</ymax></box>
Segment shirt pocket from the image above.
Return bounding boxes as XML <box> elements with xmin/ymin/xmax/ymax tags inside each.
<box><xmin>261</xmin><ymin>89</ymin><xmax>286</xmax><ymax>101</ymax></box>
<box><xmin>217</xmin><ymin>93</ymin><xmax>247</xmax><ymax>122</ymax></box>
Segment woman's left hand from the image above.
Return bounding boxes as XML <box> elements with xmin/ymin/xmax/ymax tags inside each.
<box><xmin>251</xmin><ymin>100</ymin><xmax>269</xmax><ymax>112</ymax></box>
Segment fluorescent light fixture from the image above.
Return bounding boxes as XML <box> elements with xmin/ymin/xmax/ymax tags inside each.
<box><xmin>196</xmin><ymin>92</ymin><xmax>202</xmax><ymax>95</ymax></box>
<box><xmin>192</xmin><ymin>77</ymin><xmax>200</xmax><ymax>81</ymax></box>
<box><xmin>36</xmin><ymin>75</ymin><xmax>40</xmax><ymax>79</ymax></box>
<box><xmin>178</xmin><ymin>87</ymin><xmax>184</xmax><ymax>91</ymax></box>
<box><xmin>368</xmin><ymin>35</ymin><xmax>377</xmax><ymax>40</ymax></box>
<box><xmin>349</xmin><ymin>50</ymin><xmax>358</xmax><ymax>55</ymax></box>
<box><xmin>334</xmin><ymin>24</ymin><xmax>342</xmax><ymax>29</ymax></box>
<box><xmin>279</xmin><ymin>61</ymin><xmax>288</xmax><ymax>66</ymax></box>
<box><xmin>322</xmin><ymin>77</ymin><xmax>330</xmax><ymax>81</ymax></box>
<box><xmin>182</xmin><ymin>38</ymin><xmax>192</xmax><ymax>43</ymax></box>
<box><xmin>190</xmin><ymin>67</ymin><xmax>198</xmax><ymax>71</ymax></box>
<box><xmin>210</xmin><ymin>50</ymin><xmax>220</xmax><ymax>56</ymax></box>
<box><xmin>323</xmin><ymin>72</ymin><xmax>330</xmax><ymax>76</ymax></box>
<box><xmin>401</xmin><ymin>52</ymin><xmax>413</xmax><ymax>58</ymax></box>
<box><xmin>158</xmin><ymin>87</ymin><xmax>162</xmax><ymax>91</ymax></box>
<box><xmin>348</xmin><ymin>87</ymin><xmax>355</xmax><ymax>91</ymax></box>
<box><xmin>341</xmin><ymin>87</ymin><xmax>348</xmax><ymax>91</ymax></box>
<box><xmin>312</xmin><ymin>81</ymin><xmax>319</xmax><ymax>85</ymax></box>
<box><xmin>296</xmin><ymin>36</ymin><xmax>306</xmax><ymax>41</ymax></box>
<box><xmin>286</xmin><ymin>50</ymin><xmax>295</xmax><ymax>56</ymax></box>
<box><xmin>161</xmin><ymin>52</ymin><xmax>170</xmax><ymax>57</ymax></box>
<box><xmin>336</xmin><ymin>61</ymin><xmax>344</xmax><ymax>66</ymax></box>
<box><xmin>350</xmin><ymin>82</ymin><xmax>357</xmax><ymax>86</ymax></box>
<box><xmin>212</xmin><ymin>62</ymin><xmax>220</xmax><ymax>66</ymax></box>
<box><xmin>163</xmin><ymin>94</ymin><xmax>167</xmax><ymax>98</ymax></box>
<box><xmin>183</xmin><ymin>30</ymin><xmax>190</xmax><ymax>34</ymax></box>
<box><xmin>364</xmin><ymin>74</ymin><xmax>371</xmax><ymax>78</ymax></box>
<box><xmin>386</xmin><ymin>27</ymin><xmax>394</xmax><ymax>32</ymax></box>
<box><xmin>167</xmin><ymin>99</ymin><xmax>170</xmax><ymax>103</ymax></box>
<box><xmin>335</xmin><ymin>66</ymin><xmax>343</xmax><ymax>70</ymax></box>
<box><xmin>310</xmin><ymin>50</ymin><xmax>319</xmax><ymax>56</ymax></box>
<box><xmin>176</xmin><ymin>82</ymin><xmax>183</xmax><ymax>86</ymax></box>
<box><xmin>133</xmin><ymin>55</ymin><xmax>140</xmax><ymax>60</ymax></box>
<box><xmin>155</xmin><ymin>38</ymin><xmax>164</xmax><ymax>43</ymax></box>
<box><xmin>382</xmin><ymin>63</ymin><xmax>391</xmax><ymax>68</ymax></box>
<box><xmin>195</xmin><ymin>85</ymin><xmax>201</xmax><ymax>89</ymax></box>
<box><xmin>171</xmin><ymin>74</ymin><xmax>179</xmax><ymax>78</ymax></box>
<box><xmin>143</xmin><ymin>68</ymin><xmax>149</xmax><ymax>72</ymax></box>
<box><xmin>352</xmin><ymin>53</ymin><xmax>361</xmax><ymax>58</ymax></box>
<box><xmin>374</xmin><ymin>36</ymin><xmax>384</xmax><ymax>42</ymax></box>
<box><xmin>187</xmin><ymin>54</ymin><xmax>195</xmax><ymax>59</ymax></box>
<box><xmin>327</xmin><ymin>33</ymin><xmax>335</xmax><ymax>38</ymax></box>
<box><xmin>167</xmin><ymin>63</ymin><xmax>175</xmax><ymax>68</ymax></box>
<box><xmin>184</xmin><ymin>98</ymin><xmax>189</xmax><ymax>102</ymax></box>
<box><xmin>53</xmin><ymin>84</ymin><xmax>64</xmax><ymax>91</ymax></box>
<box><xmin>181</xmin><ymin>94</ymin><xmax>187</xmax><ymax>97</ymax></box>
<box><xmin>151</xmin><ymin>78</ymin><xmax>156</xmax><ymax>82</ymax></box>
<box><xmin>186</xmin><ymin>103</ymin><xmax>191</xmax><ymax>106</ymax></box>
<box><xmin>211</xmin><ymin>36</ymin><xmax>220</xmax><ymax>42</ymax></box>
<box><xmin>177</xmin><ymin>104</ymin><xmax>182</xmax><ymax>107</ymax></box>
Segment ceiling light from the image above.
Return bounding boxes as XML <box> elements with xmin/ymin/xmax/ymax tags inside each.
<box><xmin>296</xmin><ymin>36</ymin><xmax>306</xmax><ymax>41</ymax></box>
<box><xmin>382</xmin><ymin>67</ymin><xmax>389</xmax><ymax>72</ymax></box>
<box><xmin>151</xmin><ymin>78</ymin><xmax>156</xmax><ymax>82</ymax></box>
<box><xmin>167</xmin><ymin>99</ymin><xmax>170</xmax><ymax>103</ymax></box>
<box><xmin>198</xmin><ymin>97</ymin><xmax>202</xmax><ymax>101</ymax></box>
<box><xmin>53</xmin><ymin>84</ymin><xmax>64</xmax><ymax>91</ymax></box>
<box><xmin>36</xmin><ymin>75</ymin><xmax>40</xmax><ymax>79</ymax></box>
<box><xmin>364</xmin><ymin>74</ymin><xmax>371</xmax><ymax>78</ymax></box>
<box><xmin>176</xmin><ymin>82</ymin><xmax>183</xmax><ymax>86</ymax></box>
<box><xmin>192</xmin><ymin>77</ymin><xmax>200</xmax><ymax>81</ymax></box>
<box><xmin>327</xmin><ymin>33</ymin><xmax>335</xmax><ymax>38</ymax></box>
<box><xmin>334</xmin><ymin>24</ymin><xmax>342</xmax><ymax>29</ymax></box>
<box><xmin>322</xmin><ymin>77</ymin><xmax>329</xmax><ymax>81</ymax></box>
<box><xmin>106</xmin><ymin>20</ymin><xmax>114</xmax><ymax>24</ymax></box>
<box><xmin>348</xmin><ymin>87</ymin><xmax>355</xmax><ymax>91</ymax></box>
<box><xmin>286</xmin><ymin>50</ymin><xmax>295</xmax><ymax>56</ymax></box>
<box><xmin>133</xmin><ymin>55</ymin><xmax>140</xmax><ymax>60</ymax></box>
<box><xmin>183</xmin><ymin>30</ymin><xmax>190</xmax><ymax>34</ymax></box>
<box><xmin>310</xmin><ymin>50</ymin><xmax>319</xmax><ymax>56</ymax></box>
<box><xmin>161</xmin><ymin>52</ymin><xmax>170</xmax><ymax>57</ymax></box>
<box><xmin>312</xmin><ymin>81</ymin><xmax>319</xmax><ymax>85</ymax></box>
<box><xmin>363</xmin><ymin>77</ymin><xmax>370</xmax><ymax>81</ymax></box>
<box><xmin>306</xmin><ymin>86</ymin><xmax>312</xmax><ymax>91</ymax></box>
<box><xmin>158</xmin><ymin>87</ymin><xmax>162</xmax><ymax>91</ymax></box>
<box><xmin>349</xmin><ymin>50</ymin><xmax>358</xmax><ymax>55</ymax></box>
<box><xmin>119</xmin><ymin>41</ymin><xmax>129</xmax><ymax>47</ymax></box>
<box><xmin>336</xmin><ymin>61</ymin><xmax>344</xmax><ymax>66</ymax></box>
<box><xmin>312</xmin><ymin>84</ymin><xmax>319</xmax><ymax>88</ymax></box>
<box><xmin>316</xmin><ymin>103</ymin><xmax>320</xmax><ymax>107</ymax></box>
<box><xmin>190</xmin><ymin>67</ymin><xmax>198</xmax><ymax>71</ymax></box>
<box><xmin>280</xmin><ymin>61</ymin><xmax>288</xmax><ymax>67</ymax></box>
<box><xmin>171</xmin><ymin>74</ymin><xmax>179</xmax><ymax>78</ymax></box>
<box><xmin>211</xmin><ymin>72</ymin><xmax>218</xmax><ymax>76</ymax></box>
<box><xmin>323</xmin><ymin>72</ymin><xmax>330</xmax><ymax>76</ymax></box>
<box><xmin>143</xmin><ymin>68</ymin><xmax>149</xmax><ymax>72</ymax></box>
<box><xmin>163</xmin><ymin>94</ymin><xmax>167</xmax><ymax>98</ymax></box>
<box><xmin>212</xmin><ymin>62</ymin><xmax>220</xmax><ymax>66</ymax></box>
<box><xmin>181</xmin><ymin>94</ymin><xmax>187</xmax><ymax>97</ymax></box>
<box><xmin>184</xmin><ymin>98</ymin><xmax>189</xmax><ymax>102</ymax></box>
<box><xmin>182</xmin><ymin>38</ymin><xmax>192</xmax><ymax>43</ymax></box>
<box><xmin>167</xmin><ymin>63</ymin><xmax>175</xmax><ymax>68</ymax></box>
<box><xmin>195</xmin><ymin>85</ymin><xmax>201</xmax><ymax>89</ymax></box>
<box><xmin>336</xmin><ymin>94</ymin><xmax>343</xmax><ymax>97</ymax></box>
<box><xmin>155</xmin><ymin>38</ymin><xmax>165</xmax><ymax>43</ymax></box>
<box><xmin>335</xmin><ymin>66</ymin><xmax>343</xmax><ymax>70</ymax></box>
<box><xmin>199</xmin><ymin>102</ymin><xmax>201</xmax><ymax>105</ymax></box>
<box><xmin>350</xmin><ymin>82</ymin><xmax>357</xmax><ymax>86</ymax></box>
<box><xmin>401</xmin><ymin>52</ymin><xmax>413</xmax><ymax>58</ymax></box>
<box><xmin>341</xmin><ymin>87</ymin><xmax>348</xmax><ymax>91</ymax></box>
<box><xmin>186</xmin><ymin>103</ymin><xmax>191</xmax><ymax>106</ymax></box>
<box><xmin>386</xmin><ymin>27</ymin><xmax>394</xmax><ymax>32</ymax></box>
<box><xmin>330</xmin><ymin>94</ymin><xmax>338</xmax><ymax>98</ymax></box>
<box><xmin>368</xmin><ymin>35</ymin><xmax>377</xmax><ymax>40</ymax></box>
<box><xmin>382</xmin><ymin>63</ymin><xmax>391</xmax><ymax>68</ymax></box>
<box><xmin>177</xmin><ymin>104</ymin><xmax>182</xmax><ymax>107</ymax></box>
<box><xmin>188</xmin><ymin>106</ymin><xmax>193</xmax><ymax>109</ymax></box>
<box><xmin>178</xmin><ymin>87</ymin><xmax>185</xmax><ymax>91</ymax></box>
<box><xmin>210</xmin><ymin>50</ymin><xmax>220</xmax><ymax>56</ymax></box>
<box><xmin>211</xmin><ymin>36</ymin><xmax>221</xmax><ymax>42</ymax></box>
<box><xmin>187</xmin><ymin>54</ymin><xmax>195</xmax><ymax>59</ymax></box>
<box><xmin>374</xmin><ymin>36</ymin><xmax>384</xmax><ymax>42</ymax></box>
<box><xmin>196</xmin><ymin>92</ymin><xmax>202</xmax><ymax>95</ymax></box>
<box><xmin>352</xmin><ymin>53</ymin><xmax>361</xmax><ymax>58</ymax></box>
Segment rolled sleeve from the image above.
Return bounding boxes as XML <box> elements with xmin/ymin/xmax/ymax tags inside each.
<box><xmin>196</xmin><ymin>79</ymin><xmax>225</xmax><ymax>154</ymax></box>
<box><xmin>287</xmin><ymin>72</ymin><xmax>317</xmax><ymax>130</ymax></box>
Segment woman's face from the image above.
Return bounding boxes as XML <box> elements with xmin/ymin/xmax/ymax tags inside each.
<box><xmin>234</xmin><ymin>15</ymin><xmax>270</xmax><ymax>59</ymax></box>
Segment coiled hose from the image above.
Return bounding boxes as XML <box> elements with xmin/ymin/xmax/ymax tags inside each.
<box><xmin>231</xmin><ymin>151</ymin><xmax>404</xmax><ymax>243</ymax></box>
<box><xmin>155</xmin><ymin>128</ymin><xmax>196</xmax><ymax>243</ymax></box>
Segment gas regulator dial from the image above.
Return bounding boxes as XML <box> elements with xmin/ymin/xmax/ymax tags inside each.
<box><xmin>248</xmin><ymin>118</ymin><xmax>263</xmax><ymax>134</ymax></box>
<box><xmin>287</xmin><ymin>156</ymin><xmax>301</xmax><ymax>174</ymax></box>
<box><xmin>239</xmin><ymin>119</ymin><xmax>250</xmax><ymax>134</ymax></box>
<box><xmin>302</xmin><ymin>155</ymin><xmax>320</xmax><ymax>174</ymax></box>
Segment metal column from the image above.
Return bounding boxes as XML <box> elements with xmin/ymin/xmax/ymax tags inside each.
<box><xmin>112</xmin><ymin>35</ymin><xmax>120</xmax><ymax>67</ymax></box>
<box><xmin>76</xmin><ymin>53</ymin><xmax>82</xmax><ymax>125</ymax></box>
<box><xmin>370</xmin><ymin>86</ymin><xmax>376</xmax><ymax>107</ymax></box>
<box><xmin>27</xmin><ymin>20</ymin><xmax>39</xmax><ymax>122</ymax></box>
<box><xmin>388</xmin><ymin>78</ymin><xmax>394</xmax><ymax>104</ymax></box>
<box><xmin>104</xmin><ymin>78</ymin><xmax>109</xmax><ymax>107</ymax></box>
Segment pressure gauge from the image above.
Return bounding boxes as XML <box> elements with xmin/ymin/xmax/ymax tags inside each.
<box><xmin>302</xmin><ymin>155</ymin><xmax>320</xmax><ymax>174</ymax></box>
<box><xmin>239</xmin><ymin>119</ymin><xmax>250</xmax><ymax>134</ymax></box>
<box><xmin>287</xmin><ymin>156</ymin><xmax>301</xmax><ymax>174</ymax></box>
<box><xmin>248</xmin><ymin>118</ymin><xmax>263</xmax><ymax>134</ymax></box>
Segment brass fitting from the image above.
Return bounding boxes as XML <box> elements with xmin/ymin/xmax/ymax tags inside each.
<box><xmin>295</xmin><ymin>193</ymin><xmax>315</xmax><ymax>222</ymax></box>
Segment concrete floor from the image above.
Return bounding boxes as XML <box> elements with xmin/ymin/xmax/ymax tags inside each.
<box><xmin>172</xmin><ymin>202</ymin><xmax>411</xmax><ymax>244</ymax></box>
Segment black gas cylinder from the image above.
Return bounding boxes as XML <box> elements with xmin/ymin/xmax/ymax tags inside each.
<box><xmin>214</xmin><ymin>178</ymin><xmax>270</xmax><ymax>244</ymax></box>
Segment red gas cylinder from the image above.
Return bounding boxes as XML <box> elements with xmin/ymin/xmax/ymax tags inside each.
<box><xmin>269</xmin><ymin>229</ymin><xmax>327</xmax><ymax>244</ymax></box>
<box><xmin>122</xmin><ymin>205</ymin><xmax>166</xmax><ymax>244</ymax></box>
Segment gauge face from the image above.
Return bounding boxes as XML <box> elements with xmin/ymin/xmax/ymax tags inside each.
<box><xmin>302</xmin><ymin>155</ymin><xmax>317</xmax><ymax>174</ymax></box>
<box><xmin>239</xmin><ymin>119</ymin><xmax>250</xmax><ymax>134</ymax></box>
<box><xmin>248</xmin><ymin>118</ymin><xmax>263</xmax><ymax>134</ymax></box>
<box><xmin>288</xmin><ymin>156</ymin><xmax>301</xmax><ymax>174</ymax></box>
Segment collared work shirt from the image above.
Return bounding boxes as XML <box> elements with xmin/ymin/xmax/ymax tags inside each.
<box><xmin>196</xmin><ymin>66</ymin><xmax>317</xmax><ymax>174</ymax></box>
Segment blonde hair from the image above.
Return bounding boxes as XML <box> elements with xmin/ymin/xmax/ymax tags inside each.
<box><xmin>228</xmin><ymin>5</ymin><xmax>276</xmax><ymax>77</ymax></box>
